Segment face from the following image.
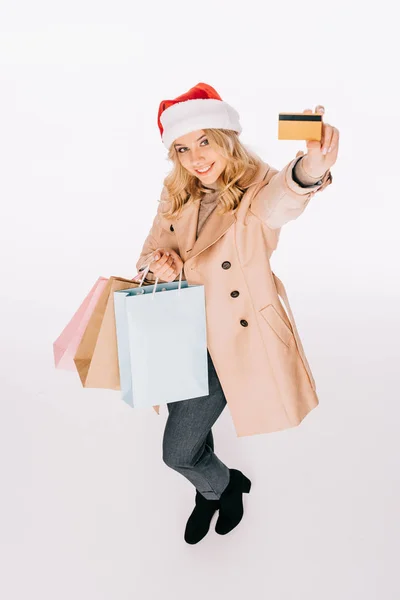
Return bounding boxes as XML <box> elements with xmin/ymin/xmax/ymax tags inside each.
<box><xmin>173</xmin><ymin>130</ymin><xmax>227</xmax><ymax>186</ymax></box>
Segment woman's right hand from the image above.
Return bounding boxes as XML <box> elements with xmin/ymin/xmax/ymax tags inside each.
<box><xmin>148</xmin><ymin>247</ymin><xmax>184</xmax><ymax>283</ymax></box>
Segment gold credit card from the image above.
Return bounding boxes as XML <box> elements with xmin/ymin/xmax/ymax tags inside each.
<box><xmin>278</xmin><ymin>112</ymin><xmax>322</xmax><ymax>141</ymax></box>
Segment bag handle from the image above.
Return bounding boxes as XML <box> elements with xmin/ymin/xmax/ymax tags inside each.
<box><xmin>133</xmin><ymin>262</ymin><xmax>183</xmax><ymax>299</ymax></box>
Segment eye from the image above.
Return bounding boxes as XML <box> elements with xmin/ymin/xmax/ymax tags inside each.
<box><xmin>177</xmin><ymin>139</ymin><xmax>209</xmax><ymax>154</ymax></box>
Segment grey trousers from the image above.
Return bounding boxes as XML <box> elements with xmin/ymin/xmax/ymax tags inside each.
<box><xmin>162</xmin><ymin>350</ymin><xmax>231</xmax><ymax>500</ymax></box>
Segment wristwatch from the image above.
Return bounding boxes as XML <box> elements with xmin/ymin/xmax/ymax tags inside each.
<box><xmin>291</xmin><ymin>156</ymin><xmax>324</xmax><ymax>188</ymax></box>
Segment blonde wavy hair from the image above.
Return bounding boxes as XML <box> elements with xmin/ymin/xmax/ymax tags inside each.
<box><xmin>161</xmin><ymin>128</ymin><xmax>263</xmax><ymax>219</ymax></box>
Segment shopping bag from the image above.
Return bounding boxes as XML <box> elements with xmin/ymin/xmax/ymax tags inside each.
<box><xmin>73</xmin><ymin>276</ymin><xmax>142</xmax><ymax>390</ymax></box>
<box><xmin>114</xmin><ymin>266</ymin><xmax>209</xmax><ymax>409</ymax></box>
<box><xmin>53</xmin><ymin>276</ymin><xmax>108</xmax><ymax>370</ymax></box>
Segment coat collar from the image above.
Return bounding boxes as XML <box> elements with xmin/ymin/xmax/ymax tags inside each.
<box><xmin>174</xmin><ymin>160</ymin><xmax>270</xmax><ymax>262</ymax></box>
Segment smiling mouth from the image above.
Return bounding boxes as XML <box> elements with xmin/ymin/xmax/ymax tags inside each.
<box><xmin>194</xmin><ymin>162</ymin><xmax>214</xmax><ymax>175</ymax></box>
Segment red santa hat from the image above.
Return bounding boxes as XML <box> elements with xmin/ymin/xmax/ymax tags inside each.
<box><xmin>157</xmin><ymin>82</ymin><xmax>242</xmax><ymax>150</ymax></box>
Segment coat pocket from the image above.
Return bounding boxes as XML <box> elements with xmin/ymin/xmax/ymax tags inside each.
<box><xmin>259</xmin><ymin>304</ymin><xmax>294</xmax><ymax>348</ymax></box>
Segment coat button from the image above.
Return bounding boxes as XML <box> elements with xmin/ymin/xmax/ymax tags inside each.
<box><xmin>231</xmin><ymin>290</ymin><xmax>239</xmax><ymax>298</ymax></box>
<box><xmin>170</xmin><ymin>224</ymin><xmax>174</xmax><ymax>232</ymax></box>
<box><xmin>240</xmin><ymin>319</ymin><xmax>248</xmax><ymax>327</ymax></box>
<box><xmin>222</xmin><ymin>261</ymin><xmax>231</xmax><ymax>269</ymax></box>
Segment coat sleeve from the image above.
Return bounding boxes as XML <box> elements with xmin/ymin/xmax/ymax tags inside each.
<box><xmin>135</xmin><ymin>210</ymin><xmax>162</xmax><ymax>285</ymax></box>
<box><xmin>249</xmin><ymin>151</ymin><xmax>333</xmax><ymax>230</ymax></box>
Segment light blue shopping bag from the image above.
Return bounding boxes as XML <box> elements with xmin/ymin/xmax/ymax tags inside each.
<box><xmin>113</xmin><ymin>267</ymin><xmax>209</xmax><ymax>408</ymax></box>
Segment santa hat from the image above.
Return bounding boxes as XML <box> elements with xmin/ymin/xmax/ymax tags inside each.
<box><xmin>157</xmin><ymin>82</ymin><xmax>242</xmax><ymax>150</ymax></box>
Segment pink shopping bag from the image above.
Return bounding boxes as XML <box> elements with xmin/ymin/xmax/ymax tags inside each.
<box><xmin>53</xmin><ymin>276</ymin><xmax>108</xmax><ymax>370</ymax></box>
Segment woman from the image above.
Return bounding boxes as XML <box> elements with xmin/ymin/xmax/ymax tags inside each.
<box><xmin>135</xmin><ymin>82</ymin><xmax>339</xmax><ymax>545</ymax></box>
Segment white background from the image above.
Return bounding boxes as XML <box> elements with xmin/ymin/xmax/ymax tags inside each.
<box><xmin>1</xmin><ymin>1</ymin><xmax>399</xmax><ymax>599</ymax></box>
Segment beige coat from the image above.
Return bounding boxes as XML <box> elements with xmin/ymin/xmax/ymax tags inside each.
<box><xmin>136</xmin><ymin>151</ymin><xmax>333</xmax><ymax>437</ymax></box>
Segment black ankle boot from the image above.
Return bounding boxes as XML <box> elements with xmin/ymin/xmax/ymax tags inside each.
<box><xmin>215</xmin><ymin>468</ymin><xmax>251</xmax><ymax>535</ymax></box>
<box><xmin>184</xmin><ymin>490</ymin><xmax>220</xmax><ymax>544</ymax></box>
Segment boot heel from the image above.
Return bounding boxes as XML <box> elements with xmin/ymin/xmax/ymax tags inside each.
<box><xmin>242</xmin><ymin>474</ymin><xmax>251</xmax><ymax>493</ymax></box>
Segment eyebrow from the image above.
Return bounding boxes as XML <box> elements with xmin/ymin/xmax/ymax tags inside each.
<box><xmin>174</xmin><ymin>134</ymin><xmax>206</xmax><ymax>148</ymax></box>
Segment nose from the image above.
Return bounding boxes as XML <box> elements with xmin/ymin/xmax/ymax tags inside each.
<box><xmin>191</xmin><ymin>148</ymin><xmax>206</xmax><ymax>167</ymax></box>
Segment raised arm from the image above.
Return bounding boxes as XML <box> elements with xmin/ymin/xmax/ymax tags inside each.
<box><xmin>250</xmin><ymin>150</ymin><xmax>333</xmax><ymax>230</ymax></box>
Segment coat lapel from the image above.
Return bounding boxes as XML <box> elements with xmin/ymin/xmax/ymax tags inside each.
<box><xmin>174</xmin><ymin>161</ymin><xmax>270</xmax><ymax>262</ymax></box>
<box><xmin>175</xmin><ymin>198</ymin><xmax>236</xmax><ymax>262</ymax></box>
<box><xmin>187</xmin><ymin>207</ymin><xmax>236</xmax><ymax>261</ymax></box>
<box><xmin>174</xmin><ymin>198</ymin><xmax>200</xmax><ymax>261</ymax></box>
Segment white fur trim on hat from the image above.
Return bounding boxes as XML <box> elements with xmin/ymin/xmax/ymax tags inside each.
<box><xmin>160</xmin><ymin>98</ymin><xmax>242</xmax><ymax>149</ymax></box>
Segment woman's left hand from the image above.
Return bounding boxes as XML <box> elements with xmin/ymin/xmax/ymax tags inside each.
<box><xmin>301</xmin><ymin>105</ymin><xmax>339</xmax><ymax>178</ymax></box>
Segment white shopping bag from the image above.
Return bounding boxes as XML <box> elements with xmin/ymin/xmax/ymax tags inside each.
<box><xmin>113</xmin><ymin>266</ymin><xmax>209</xmax><ymax>408</ymax></box>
